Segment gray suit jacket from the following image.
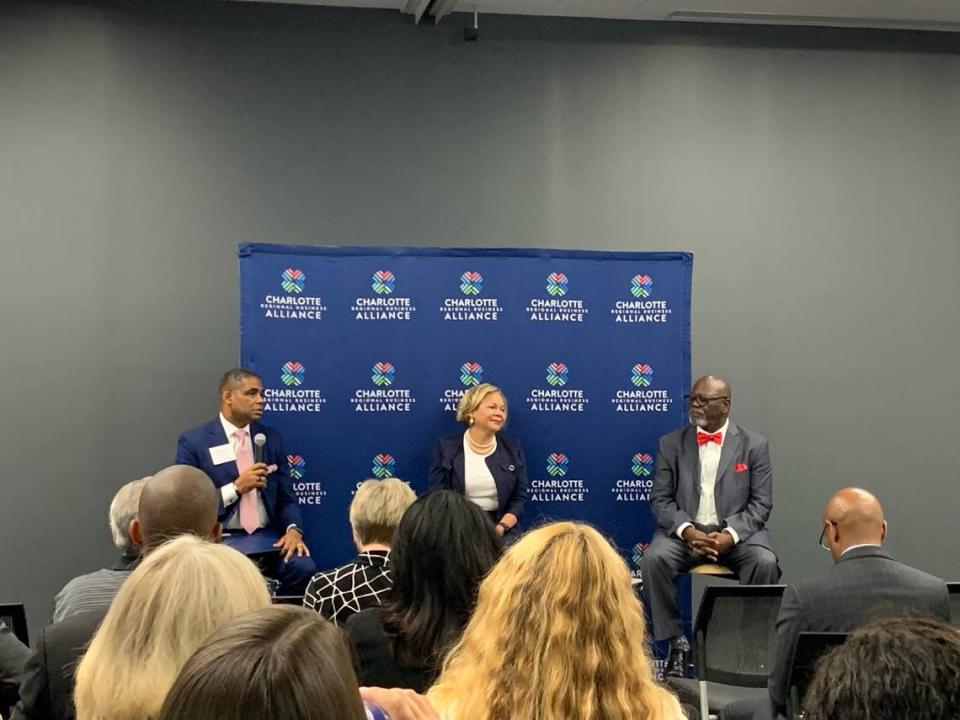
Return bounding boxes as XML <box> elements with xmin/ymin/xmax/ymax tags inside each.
<box><xmin>767</xmin><ymin>546</ymin><xmax>950</xmax><ymax>716</ymax></box>
<box><xmin>650</xmin><ymin>422</ymin><xmax>773</xmax><ymax>546</ymax></box>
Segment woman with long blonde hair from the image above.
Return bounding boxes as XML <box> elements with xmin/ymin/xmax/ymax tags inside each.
<box><xmin>73</xmin><ymin>535</ymin><xmax>271</xmax><ymax>720</ymax></box>
<box><xmin>428</xmin><ymin>521</ymin><xmax>684</xmax><ymax>720</ymax></box>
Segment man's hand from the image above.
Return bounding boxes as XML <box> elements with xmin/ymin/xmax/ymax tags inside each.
<box><xmin>359</xmin><ymin>687</ymin><xmax>439</xmax><ymax>720</ymax></box>
<box><xmin>273</xmin><ymin>527</ymin><xmax>310</xmax><ymax>562</ymax></box>
<box><xmin>681</xmin><ymin>526</ymin><xmax>716</xmax><ymax>560</ymax></box>
<box><xmin>707</xmin><ymin>530</ymin><xmax>735</xmax><ymax>556</ymax></box>
<box><xmin>234</xmin><ymin>463</ymin><xmax>269</xmax><ymax>494</ymax></box>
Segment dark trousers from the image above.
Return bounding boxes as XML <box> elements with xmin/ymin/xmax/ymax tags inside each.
<box><xmin>641</xmin><ymin>530</ymin><xmax>780</xmax><ymax>642</ymax></box>
<box><xmin>224</xmin><ymin>529</ymin><xmax>317</xmax><ymax>596</ymax></box>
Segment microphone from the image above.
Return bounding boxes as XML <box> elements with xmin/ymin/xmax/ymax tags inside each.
<box><xmin>253</xmin><ymin>433</ymin><xmax>266</xmax><ymax>464</ymax></box>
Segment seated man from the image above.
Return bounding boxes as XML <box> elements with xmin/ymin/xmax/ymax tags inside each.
<box><xmin>175</xmin><ymin>367</ymin><xmax>315</xmax><ymax>595</ymax></box>
<box><xmin>803</xmin><ymin>617</ymin><xmax>960</xmax><ymax>720</ymax></box>
<box><xmin>304</xmin><ymin>477</ymin><xmax>416</xmax><ymax>625</ymax></box>
<box><xmin>51</xmin><ymin>477</ymin><xmax>147</xmax><ymax>623</ymax></box>
<box><xmin>642</xmin><ymin>374</ymin><xmax>780</xmax><ymax>676</ymax></box>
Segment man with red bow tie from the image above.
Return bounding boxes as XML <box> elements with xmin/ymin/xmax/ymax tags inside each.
<box><xmin>644</xmin><ymin>375</ymin><xmax>780</xmax><ymax>677</ymax></box>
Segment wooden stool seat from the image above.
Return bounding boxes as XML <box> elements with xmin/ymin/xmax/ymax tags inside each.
<box><xmin>690</xmin><ymin>563</ymin><xmax>734</xmax><ymax>576</ymax></box>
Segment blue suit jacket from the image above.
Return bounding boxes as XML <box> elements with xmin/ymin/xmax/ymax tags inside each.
<box><xmin>650</xmin><ymin>422</ymin><xmax>773</xmax><ymax>548</ymax></box>
<box><xmin>428</xmin><ymin>433</ymin><xmax>528</xmax><ymax>520</ymax></box>
<box><xmin>175</xmin><ymin>418</ymin><xmax>303</xmax><ymax>533</ymax></box>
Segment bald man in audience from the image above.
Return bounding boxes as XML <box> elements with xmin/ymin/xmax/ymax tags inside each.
<box><xmin>720</xmin><ymin>488</ymin><xmax>950</xmax><ymax>720</ymax></box>
<box><xmin>13</xmin><ymin>466</ymin><xmax>223</xmax><ymax>720</ymax></box>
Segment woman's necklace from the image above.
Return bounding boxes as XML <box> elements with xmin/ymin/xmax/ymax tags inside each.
<box><xmin>467</xmin><ymin>430</ymin><xmax>496</xmax><ymax>454</ymax></box>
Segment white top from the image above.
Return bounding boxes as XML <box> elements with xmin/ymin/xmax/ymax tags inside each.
<box><xmin>676</xmin><ymin>419</ymin><xmax>740</xmax><ymax>544</ymax></box>
<box><xmin>219</xmin><ymin>413</ymin><xmax>269</xmax><ymax>529</ymax></box>
<box><xmin>462</xmin><ymin>433</ymin><xmax>499</xmax><ymax>512</ymax></box>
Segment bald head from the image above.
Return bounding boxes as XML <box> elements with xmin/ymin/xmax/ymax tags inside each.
<box><xmin>688</xmin><ymin>375</ymin><xmax>732</xmax><ymax>432</ymax></box>
<box><xmin>823</xmin><ymin>488</ymin><xmax>886</xmax><ymax>560</ymax></box>
<box><xmin>133</xmin><ymin>465</ymin><xmax>221</xmax><ymax>553</ymax></box>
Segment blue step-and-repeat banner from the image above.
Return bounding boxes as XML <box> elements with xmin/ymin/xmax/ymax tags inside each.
<box><xmin>239</xmin><ymin>244</ymin><xmax>692</xmax><ymax>588</ymax></box>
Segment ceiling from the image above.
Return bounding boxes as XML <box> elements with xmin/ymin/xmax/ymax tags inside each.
<box><xmin>231</xmin><ymin>0</ymin><xmax>960</xmax><ymax>32</ymax></box>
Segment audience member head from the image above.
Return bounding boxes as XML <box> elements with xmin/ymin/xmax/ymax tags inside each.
<box><xmin>108</xmin><ymin>477</ymin><xmax>148</xmax><ymax>558</ymax></box>
<box><xmin>74</xmin><ymin>535</ymin><xmax>271</xmax><ymax>720</ymax></box>
<box><xmin>349</xmin><ymin>477</ymin><xmax>417</xmax><ymax>550</ymax></box>
<box><xmin>455</xmin><ymin>383</ymin><xmax>506</xmax><ymax>429</ymax></box>
<box><xmin>159</xmin><ymin>605</ymin><xmax>365</xmax><ymax>720</ymax></box>
<box><xmin>381</xmin><ymin>490</ymin><xmax>501</xmax><ymax>670</ymax></box>
<box><xmin>820</xmin><ymin>487</ymin><xmax>886</xmax><ymax>560</ymax></box>
<box><xmin>129</xmin><ymin>465</ymin><xmax>221</xmax><ymax>554</ymax></box>
<box><xmin>687</xmin><ymin>374</ymin><xmax>731</xmax><ymax>432</ymax></box>
<box><xmin>804</xmin><ymin>616</ymin><xmax>960</xmax><ymax>720</ymax></box>
<box><xmin>429</xmin><ymin>521</ymin><xmax>681</xmax><ymax>720</ymax></box>
<box><xmin>218</xmin><ymin>367</ymin><xmax>264</xmax><ymax>426</ymax></box>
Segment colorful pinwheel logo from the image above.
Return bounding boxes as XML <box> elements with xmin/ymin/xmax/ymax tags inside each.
<box><xmin>372</xmin><ymin>270</ymin><xmax>395</xmax><ymax>295</ymax></box>
<box><xmin>631</xmin><ymin>363</ymin><xmax>653</xmax><ymax>388</ymax></box>
<box><xmin>460</xmin><ymin>362</ymin><xmax>483</xmax><ymax>387</ymax></box>
<box><xmin>632</xmin><ymin>542</ymin><xmax>648</xmax><ymax>568</ymax></box>
<box><xmin>546</xmin><ymin>272</ymin><xmax>568</xmax><ymax>297</ymax></box>
<box><xmin>632</xmin><ymin>453</ymin><xmax>654</xmax><ymax>477</ymax></box>
<box><xmin>372</xmin><ymin>454</ymin><xmax>396</xmax><ymax>479</ymax></box>
<box><xmin>372</xmin><ymin>362</ymin><xmax>395</xmax><ymax>387</ymax></box>
<box><xmin>460</xmin><ymin>271</ymin><xmax>483</xmax><ymax>295</ymax></box>
<box><xmin>281</xmin><ymin>361</ymin><xmax>305</xmax><ymax>387</ymax></box>
<box><xmin>287</xmin><ymin>455</ymin><xmax>306</xmax><ymax>480</ymax></box>
<box><xmin>546</xmin><ymin>453</ymin><xmax>569</xmax><ymax>477</ymax></box>
<box><xmin>546</xmin><ymin>362</ymin><xmax>569</xmax><ymax>387</ymax></box>
<box><xmin>631</xmin><ymin>274</ymin><xmax>653</xmax><ymax>298</ymax></box>
<box><xmin>281</xmin><ymin>268</ymin><xmax>306</xmax><ymax>294</ymax></box>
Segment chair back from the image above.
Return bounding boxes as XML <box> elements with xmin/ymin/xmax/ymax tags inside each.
<box><xmin>272</xmin><ymin>594</ymin><xmax>306</xmax><ymax>606</ymax></box>
<box><xmin>693</xmin><ymin>585</ymin><xmax>785</xmax><ymax>688</ymax></box>
<box><xmin>0</xmin><ymin>603</ymin><xmax>28</xmax><ymax>646</ymax></box>
<box><xmin>947</xmin><ymin>582</ymin><xmax>960</xmax><ymax>628</ymax></box>
<box><xmin>786</xmin><ymin>631</ymin><xmax>848</xmax><ymax>719</ymax></box>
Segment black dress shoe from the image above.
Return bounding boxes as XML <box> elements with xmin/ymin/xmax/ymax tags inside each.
<box><xmin>666</xmin><ymin>639</ymin><xmax>691</xmax><ymax>678</ymax></box>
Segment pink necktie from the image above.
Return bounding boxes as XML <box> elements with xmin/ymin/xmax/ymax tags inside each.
<box><xmin>234</xmin><ymin>430</ymin><xmax>259</xmax><ymax>534</ymax></box>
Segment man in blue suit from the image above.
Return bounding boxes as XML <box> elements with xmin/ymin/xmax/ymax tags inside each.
<box><xmin>175</xmin><ymin>367</ymin><xmax>315</xmax><ymax>595</ymax></box>
<box><xmin>643</xmin><ymin>374</ymin><xmax>780</xmax><ymax>676</ymax></box>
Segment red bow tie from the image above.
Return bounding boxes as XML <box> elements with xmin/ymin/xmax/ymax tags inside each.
<box><xmin>697</xmin><ymin>432</ymin><xmax>722</xmax><ymax>446</ymax></box>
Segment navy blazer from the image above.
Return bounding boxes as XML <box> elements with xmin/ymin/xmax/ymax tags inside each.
<box><xmin>650</xmin><ymin>422</ymin><xmax>773</xmax><ymax>547</ymax></box>
<box><xmin>175</xmin><ymin>418</ymin><xmax>303</xmax><ymax>533</ymax></box>
<box><xmin>428</xmin><ymin>433</ymin><xmax>528</xmax><ymax>521</ymax></box>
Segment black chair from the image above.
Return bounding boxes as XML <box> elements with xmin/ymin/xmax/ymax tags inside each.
<box><xmin>947</xmin><ymin>582</ymin><xmax>960</xmax><ymax>628</ymax></box>
<box><xmin>272</xmin><ymin>595</ymin><xmax>305</xmax><ymax>606</ymax></box>
<box><xmin>785</xmin><ymin>631</ymin><xmax>847</xmax><ymax>719</ymax></box>
<box><xmin>0</xmin><ymin>603</ymin><xmax>28</xmax><ymax>647</ymax></box>
<box><xmin>667</xmin><ymin>585</ymin><xmax>785</xmax><ymax>720</ymax></box>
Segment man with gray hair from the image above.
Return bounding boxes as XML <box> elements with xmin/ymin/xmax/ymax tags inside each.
<box><xmin>304</xmin><ymin>477</ymin><xmax>416</xmax><ymax>624</ymax></box>
<box><xmin>50</xmin><ymin>477</ymin><xmax>148</xmax><ymax>623</ymax></box>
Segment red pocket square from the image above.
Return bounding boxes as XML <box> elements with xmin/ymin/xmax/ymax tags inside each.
<box><xmin>735</xmin><ymin>463</ymin><xmax>749</xmax><ymax>473</ymax></box>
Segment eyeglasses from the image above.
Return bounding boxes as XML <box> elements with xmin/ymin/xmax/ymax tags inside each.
<box><xmin>684</xmin><ymin>394</ymin><xmax>729</xmax><ymax>406</ymax></box>
<box><xmin>818</xmin><ymin>521</ymin><xmax>836</xmax><ymax>551</ymax></box>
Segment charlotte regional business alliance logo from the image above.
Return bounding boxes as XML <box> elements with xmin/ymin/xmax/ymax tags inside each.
<box><xmin>610</xmin><ymin>272</ymin><xmax>672</xmax><ymax>324</ymax></box>
<box><xmin>352</xmin><ymin>361</ymin><xmax>416</xmax><ymax>412</ymax></box>
<box><xmin>351</xmin><ymin>269</ymin><xmax>417</xmax><ymax>321</ymax></box>
<box><xmin>630</xmin><ymin>541</ymin><xmax>649</xmax><ymax>583</ymax></box>
<box><xmin>439</xmin><ymin>362</ymin><xmax>483</xmax><ymax>412</ymax></box>
<box><xmin>610</xmin><ymin>363</ymin><xmax>673</xmax><ymax>413</ymax></box>
<box><xmin>259</xmin><ymin>267</ymin><xmax>327</xmax><ymax>321</ymax></box>
<box><xmin>526</xmin><ymin>271</ymin><xmax>588</xmax><ymax>322</ymax></box>
<box><xmin>526</xmin><ymin>362</ymin><xmax>588</xmax><ymax>412</ymax></box>
<box><xmin>439</xmin><ymin>270</ymin><xmax>502</xmax><ymax>321</ymax></box>
<box><xmin>529</xmin><ymin>452</ymin><xmax>589</xmax><ymax>503</ymax></box>
<box><xmin>263</xmin><ymin>362</ymin><xmax>326</xmax><ymax>413</ymax></box>
<box><xmin>287</xmin><ymin>454</ymin><xmax>326</xmax><ymax>506</ymax></box>
<box><xmin>372</xmin><ymin>453</ymin><xmax>397</xmax><ymax>479</ymax></box>
<box><xmin>612</xmin><ymin>453</ymin><xmax>655</xmax><ymax>503</ymax></box>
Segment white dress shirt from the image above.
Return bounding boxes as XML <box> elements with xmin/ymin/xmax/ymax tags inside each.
<box><xmin>677</xmin><ymin>419</ymin><xmax>740</xmax><ymax>544</ymax></box>
<box><xmin>219</xmin><ymin>413</ymin><xmax>270</xmax><ymax>530</ymax></box>
<box><xmin>463</xmin><ymin>433</ymin><xmax>499</xmax><ymax>512</ymax></box>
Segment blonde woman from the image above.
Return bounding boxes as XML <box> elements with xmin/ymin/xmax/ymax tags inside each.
<box><xmin>73</xmin><ymin>535</ymin><xmax>271</xmax><ymax>720</ymax></box>
<box><xmin>428</xmin><ymin>383</ymin><xmax>527</xmax><ymax>539</ymax></box>
<box><xmin>428</xmin><ymin>522</ymin><xmax>685</xmax><ymax>720</ymax></box>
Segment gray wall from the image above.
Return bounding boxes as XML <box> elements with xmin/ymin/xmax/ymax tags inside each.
<box><xmin>2</xmin><ymin>1</ymin><xmax>959</xmax><ymax>635</ymax></box>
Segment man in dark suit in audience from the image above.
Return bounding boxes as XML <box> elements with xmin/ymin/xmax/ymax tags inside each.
<box><xmin>720</xmin><ymin>488</ymin><xmax>950</xmax><ymax>720</ymax></box>
<box><xmin>643</xmin><ymin>374</ymin><xmax>780</xmax><ymax>676</ymax></box>
<box><xmin>0</xmin><ymin>620</ymin><xmax>29</xmax><ymax>714</ymax></box>
<box><xmin>175</xmin><ymin>367</ymin><xmax>314</xmax><ymax>595</ymax></box>
<box><xmin>12</xmin><ymin>465</ymin><xmax>222</xmax><ymax>720</ymax></box>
